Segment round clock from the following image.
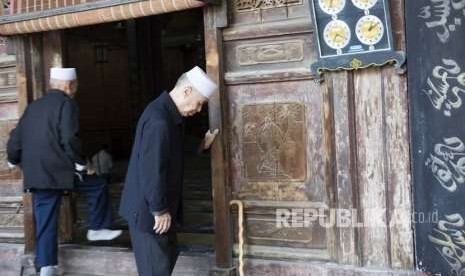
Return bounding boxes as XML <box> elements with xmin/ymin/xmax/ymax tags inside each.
<box><xmin>351</xmin><ymin>0</ymin><xmax>377</xmax><ymax>10</ymax></box>
<box><xmin>356</xmin><ymin>15</ymin><xmax>385</xmax><ymax>45</ymax></box>
<box><xmin>323</xmin><ymin>20</ymin><xmax>351</xmax><ymax>50</ymax></box>
<box><xmin>318</xmin><ymin>0</ymin><xmax>346</xmax><ymax>15</ymax></box>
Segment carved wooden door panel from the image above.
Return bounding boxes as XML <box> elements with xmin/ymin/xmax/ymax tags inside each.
<box><xmin>223</xmin><ymin>0</ymin><xmax>335</xmax><ymax>260</ymax></box>
<box><xmin>0</xmin><ymin>54</ymin><xmax>24</xmax><ymax>243</ymax></box>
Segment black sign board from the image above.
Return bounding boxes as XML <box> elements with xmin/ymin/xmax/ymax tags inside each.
<box><xmin>309</xmin><ymin>0</ymin><xmax>405</xmax><ymax>81</ymax></box>
<box><xmin>408</xmin><ymin>0</ymin><xmax>465</xmax><ymax>274</ymax></box>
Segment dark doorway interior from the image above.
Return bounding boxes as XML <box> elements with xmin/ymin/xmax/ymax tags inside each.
<box><xmin>64</xmin><ymin>9</ymin><xmax>214</xmax><ymax>253</ymax></box>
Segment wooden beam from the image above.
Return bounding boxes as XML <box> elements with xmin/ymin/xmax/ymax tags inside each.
<box><xmin>199</xmin><ymin>0</ymin><xmax>222</xmax><ymax>5</ymax></box>
<box><xmin>203</xmin><ymin>3</ymin><xmax>234</xmax><ymax>272</ymax></box>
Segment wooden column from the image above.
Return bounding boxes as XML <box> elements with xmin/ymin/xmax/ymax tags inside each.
<box><xmin>203</xmin><ymin>2</ymin><xmax>234</xmax><ymax>274</ymax></box>
<box><xmin>13</xmin><ymin>35</ymin><xmax>35</xmax><ymax>254</ymax></box>
<box><xmin>13</xmin><ymin>30</ymin><xmax>73</xmax><ymax>253</ymax></box>
<box><xmin>42</xmin><ymin>31</ymin><xmax>65</xmax><ymax>90</ymax></box>
<box><xmin>42</xmin><ymin>30</ymin><xmax>74</xmax><ymax>243</ymax></box>
<box><xmin>14</xmin><ymin>36</ymin><xmax>32</xmax><ymax>114</ymax></box>
<box><xmin>29</xmin><ymin>33</ymin><xmax>45</xmax><ymax>99</ymax></box>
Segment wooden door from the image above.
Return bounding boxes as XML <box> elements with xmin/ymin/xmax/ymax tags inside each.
<box><xmin>0</xmin><ymin>53</ymin><xmax>24</xmax><ymax>244</ymax></box>
<box><xmin>221</xmin><ymin>0</ymin><xmax>335</xmax><ymax>260</ymax></box>
<box><xmin>205</xmin><ymin>0</ymin><xmax>414</xmax><ymax>271</ymax></box>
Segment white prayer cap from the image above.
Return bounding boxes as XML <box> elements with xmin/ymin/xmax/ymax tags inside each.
<box><xmin>50</xmin><ymin>67</ymin><xmax>77</xmax><ymax>81</ymax></box>
<box><xmin>186</xmin><ymin>66</ymin><xmax>218</xmax><ymax>99</ymax></box>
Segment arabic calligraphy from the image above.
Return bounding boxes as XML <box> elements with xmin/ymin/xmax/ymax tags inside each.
<box><xmin>422</xmin><ymin>59</ymin><xmax>465</xmax><ymax>117</ymax></box>
<box><xmin>425</xmin><ymin>137</ymin><xmax>465</xmax><ymax>193</ymax></box>
<box><xmin>418</xmin><ymin>0</ymin><xmax>465</xmax><ymax>43</ymax></box>
<box><xmin>429</xmin><ymin>213</ymin><xmax>465</xmax><ymax>274</ymax></box>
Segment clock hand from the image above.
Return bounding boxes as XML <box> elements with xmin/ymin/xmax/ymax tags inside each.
<box><xmin>334</xmin><ymin>33</ymin><xmax>346</xmax><ymax>40</ymax></box>
<box><xmin>368</xmin><ymin>22</ymin><xmax>375</xmax><ymax>31</ymax></box>
<box><xmin>368</xmin><ymin>22</ymin><xmax>379</xmax><ymax>32</ymax></box>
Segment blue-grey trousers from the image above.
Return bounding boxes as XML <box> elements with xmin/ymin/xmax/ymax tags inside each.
<box><xmin>33</xmin><ymin>175</ymin><xmax>113</xmax><ymax>268</ymax></box>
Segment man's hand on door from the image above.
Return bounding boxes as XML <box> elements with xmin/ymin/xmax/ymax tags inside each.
<box><xmin>202</xmin><ymin>129</ymin><xmax>219</xmax><ymax>150</ymax></box>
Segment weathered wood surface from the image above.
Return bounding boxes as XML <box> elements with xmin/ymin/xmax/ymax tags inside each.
<box><xmin>354</xmin><ymin>67</ymin><xmax>389</xmax><ymax>267</ymax></box>
<box><xmin>204</xmin><ymin>2</ymin><xmax>234</xmax><ymax>269</ymax></box>
<box><xmin>42</xmin><ymin>31</ymin><xmax>64</xmax><ymax>90</ymax></box>
<box><xmin>221</xmin><ymin>0</ymin><xmax>413</xmax><ymax>271</ymax></box>
<box><xmin>243</xmin><ymin>258</ymin><xmax>426</xmax><ymax>276</ymax></box>
<box><xmin>326</xmin><ymin>71</ymin><xmax>359</xmax><ymax>265</ymax></box>
<box><xmin>222</xmin><ymin>0</ymin><xmax>336</xmax><ymax>262</ymax></box>
<box><xmin>22</xmin><ymin>193</ymin><xmax>35</xmax><ymax>253</ymax></box>
<box><xmin>0</xmin><ymin>0</ymin><xmax>414</xmax><ymax>273</ymax></box>
<box><xmin>385</xmin><ymin>0</ymin><xmax>414</xmax><ymax>270</ymax></box>
<box><xmin>12</xmin><ymin>36</ymin><xmax>30</xmax><ymax>115</ymax></box>
<box><xmin>383</xmin><ymin>66</ymin><xmax>413</xmax><ymax>269</ymax></box>
<box><xmin>29</xmin><ymin>33</ymin><xmax>44</xmax><ymax>99</ymax></box>
<box><xmin>11</xmin><ymin>36</ymin><xmax>34</xmax><ymax>253</ymax></box>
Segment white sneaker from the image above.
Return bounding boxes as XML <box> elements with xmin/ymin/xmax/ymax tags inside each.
<box><xmin>87</xmin><ymin>229</ymin><xmax>122</xmax><ymax>241</ymax></box>
<box><xmin>40</xmin><ymin>266</ymin><xmax>57</xmax><ymax>276</ymax></box>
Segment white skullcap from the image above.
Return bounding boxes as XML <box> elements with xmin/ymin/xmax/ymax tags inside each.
<box><xmin>186</xmin><ymin>66</ymin><xmax>218</xmax><ymax>98</ymax></box>
<box><xmin>50</xmin><ymin>67</ymin><xmax>77</xmax><ymax>81</ymax></box>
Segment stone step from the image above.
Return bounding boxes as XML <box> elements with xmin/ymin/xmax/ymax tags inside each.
<box><xmin>25</xmin><ymin>245</ymin><xmax>212</xmax><ymax>276</ymax></box>
<box><xmin>0</xmin><ymin>196</ymin><xmax>22</xmax><ymax>203</ymax></box>
<box><xmin>0</xmin><ymin>180</ymin><xmax>23</xmax><ymax>197</ymax></box>
<box><xmin>1</xmin><ymin>243</ymin><xmax>214</xmax><ymax>276</ymax></box>
<box><xmin>0</xmin><ymin>227</ymin><xmax>24</xmax><ymax>242</ymax></box>
<box><xmin>0</xmin><ymin>213</ymin><xmax>24</xmax><ymax>228</ymax></box>
<box><xmin>63</xmin><ymin>274</ymin><xmax>100</xmax><ymax>276</ymax></box>
<box><xmin>1</xmin><ymin>242</ymin><xmax>427</xmax><ymax>276</ymax></box>
<box><xmin>0</xmin><ymin>243</ymin><xmax>24</xmax><ymax>276</ymax></box>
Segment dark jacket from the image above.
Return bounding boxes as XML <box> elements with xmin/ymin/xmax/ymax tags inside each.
<box><xmin>7</xmin><ymin>90</ymin><xmax>86</xmax><ymax>190</ymax></box>
<box><xmin>119</xmin><ymin>92</ymin><xmax>184</xmax><ymax>233</ymax></box>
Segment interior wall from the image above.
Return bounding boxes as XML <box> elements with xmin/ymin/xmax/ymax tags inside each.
<box><xmin>66</xmin><ymin>23</ymin><xmax>132</xmax><ymax>159</ymax></box>
<box><xmin>66</xmin><ymin>10</ymin><xmax>207</xmax><ymax>160</ymax></box>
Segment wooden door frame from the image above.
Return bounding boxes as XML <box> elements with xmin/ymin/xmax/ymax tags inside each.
<box><xmin>203</xmin><ymin>3</ymin><xmax>235</xmax><ymax>274</ymax></box>
<box><xmin>14</xmin><ymin>7</ymin><xmax>235</xmax><ymax>271</ymax></box>
<box><xmin>14</xmin><ymin>30</ymin><xmax>74</xmax><ymax>255</ymax></box>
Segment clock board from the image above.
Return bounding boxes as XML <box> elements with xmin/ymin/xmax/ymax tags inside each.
<box><xmin>309</xmin><ymin>0</ymin><xmax>406</xmax><ymax>81</ymax></box>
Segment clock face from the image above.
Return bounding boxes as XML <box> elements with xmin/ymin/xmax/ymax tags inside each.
<box><xmin>323</xmin><ymin>20</ymin><xmax>351</xmax><ymax>50</ymax></box>
<box><xmin>351</xmin><ymin>0</ymin><xmax>377</xmax><ymax>10</ymax></box>
<box><xmin>318</xmin><ymin>0</ymin><xmax>346</xmax><ymax>15</ymax></box>
<box><xmin>356</xmin><ymin>15</ymin><xmax>385</xmax><ymax>45</ymax></box>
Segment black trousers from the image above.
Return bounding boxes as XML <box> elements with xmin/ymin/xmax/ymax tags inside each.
<box><xmin>129</xmin><ymin>223</ymin><xmax>179</xmax><ymax>276</ymax></box>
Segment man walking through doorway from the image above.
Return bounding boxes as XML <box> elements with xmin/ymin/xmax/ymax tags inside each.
<box><xmin>119</xmin><ymin>66</ymin><xmax>218</xmax><ymax>276</ymax></box>
<box><xmin>7</xmin><ymin>68</ymin><xmax>122</xmax><ymax>276</ymax></box>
